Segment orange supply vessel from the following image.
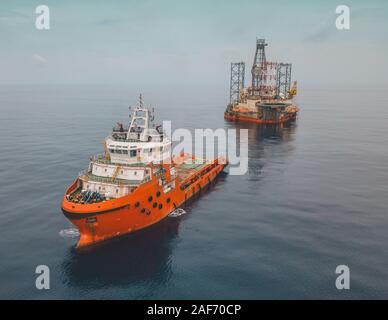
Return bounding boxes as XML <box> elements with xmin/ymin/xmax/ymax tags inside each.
<box><xmin>61</xmin><ymin>95</ymin><xmax>227</xmax><ymax>248</ymax></box>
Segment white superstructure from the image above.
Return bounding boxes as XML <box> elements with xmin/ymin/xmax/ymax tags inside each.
<box><xmin>77</xmin><ymin>95</ymin><xmax>172</xmax><ymax>200</ymax></box>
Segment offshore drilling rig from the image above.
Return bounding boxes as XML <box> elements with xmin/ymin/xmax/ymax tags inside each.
<box><xmin>224</xmin><ymin>39</ymin><xmax>299</xmax><ymax>124</ymax></box>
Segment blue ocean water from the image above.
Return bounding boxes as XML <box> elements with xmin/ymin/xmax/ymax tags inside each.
<box><xmin>0</xmin><ymin>84</ymin><xmax>387</xmax><ymax>299</ymax></box>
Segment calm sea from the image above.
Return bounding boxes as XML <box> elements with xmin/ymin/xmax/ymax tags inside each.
<box><xmin>0</xmin><ymin>84</ymin><xmax>387</xmax><ymax>299</ymax></box>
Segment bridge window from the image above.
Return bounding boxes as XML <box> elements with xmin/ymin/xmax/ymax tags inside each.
<box><xmin>130</xmin><ymin>150</ymin><xmax>137</xmax><ymax>157</ymax></box>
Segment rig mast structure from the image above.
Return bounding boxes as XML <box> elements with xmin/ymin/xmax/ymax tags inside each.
<box><xmin>228</xmin><ymin>38</ymin><xmax>293</xmax><ymax>102</ymax></box>
<box><xmin>276</xmin><ymin>63</ymin><xmax>292</xmax><ymax>98</ymax></box>
<box><xmin>229</xmin><ymin>62</ymin><xmax>245</xmax><ymax>104</ymax></box>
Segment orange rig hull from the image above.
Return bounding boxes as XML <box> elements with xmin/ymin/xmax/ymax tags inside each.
<box><xmin>61</xmin><ymin>158</ymin><xmax>226</xmax><ymax>248</ymax></box>
<box><xmin>224</xmin><ymin>111</ymin><xmax>297</xmax><ymax>125</ymax></box>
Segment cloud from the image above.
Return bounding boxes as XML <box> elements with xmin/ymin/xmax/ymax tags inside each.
<box><xmin>303</xmin><ymin>15</ymin><xmax>336</xmax><ymax>44</ymax></box>
<box><xmin>33</xmin><ymin>54</ymin><xmax>47</xmax><ymax>65</ymax></box>
<box><xmin>0</xmin><ymin>10</ymin><xmax>30</xmax><ymax>25</ymax></box>
<box><xmin>95</xmin><ymin>18</ymin><xmax>122</xmax><ymax>26</ymax></box>
<box><xmin>0</xmin><ymin>10</ymin><xmax>29</xmax><ymax>20</ymax></box>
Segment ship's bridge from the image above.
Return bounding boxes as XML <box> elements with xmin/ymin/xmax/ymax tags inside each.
<box><xmin>105</xmin><ymin>95</ymin><xmax>172</xmax><ymax>165</ymax></box>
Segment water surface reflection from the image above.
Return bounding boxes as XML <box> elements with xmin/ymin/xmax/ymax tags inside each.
<box><xmin>61</xmin><ymin>217</ymin><xmax>180</xmax><ymax>289</ymax></box>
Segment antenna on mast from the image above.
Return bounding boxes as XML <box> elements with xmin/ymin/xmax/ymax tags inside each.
<box><xmin>139</xmin><ymin>93</ymin><xmax>143</xmax><ymax>108</ymax></box>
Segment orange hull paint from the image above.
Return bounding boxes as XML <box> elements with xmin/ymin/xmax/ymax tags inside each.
<box><xmin>62</xmin><ymin>160</ymin><xmax>226</xmax><ymax>248</ymax></box>
<box><xmin>224</xmin><ymin>111</ymin><xmax>297</xmax><ymax>124</ymax></box>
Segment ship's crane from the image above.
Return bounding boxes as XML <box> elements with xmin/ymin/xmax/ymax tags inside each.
<box><xmin>111</xmin><ymin>165</ymin><xmax>122</xmax><ymax>182</ymax></box>
<box><xmin>288</xmin><ymin>81</ymin><xmax>297</xmax><ymax>98</ymax></box>
<box><xmin>102</xmin><ymin>140</ymin><xmax>110</xmax><ymax>160</ymax></box>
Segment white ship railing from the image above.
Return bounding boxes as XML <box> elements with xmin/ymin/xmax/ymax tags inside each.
<box><xmin>78</xmin><ymin>170</ymin><xmax>151</xmax><ymax>185</ymax></box>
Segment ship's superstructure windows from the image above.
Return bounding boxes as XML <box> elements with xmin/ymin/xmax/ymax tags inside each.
<box><xmin>94</xmin><ymin>94</ymin><xmax>171</xmax><ymax>168</ymax></box>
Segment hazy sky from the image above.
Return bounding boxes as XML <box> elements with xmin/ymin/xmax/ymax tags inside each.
<box><xmin>0</xmin><ymin>0</ymin><xmax>387</xmax><ymax>87</ymax></box>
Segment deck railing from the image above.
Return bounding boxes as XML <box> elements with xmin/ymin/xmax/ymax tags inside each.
<box><xmin>78</xmin><ymin>170</ymin><xmax>151</xmax><ymax>185</ymax></box>
<box><xmin>90</xmin><ymin>154</ymin><xmax>146</xmax><ymax>167</ymax></box>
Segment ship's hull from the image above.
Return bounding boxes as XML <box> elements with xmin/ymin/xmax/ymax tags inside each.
<box><xmin>62</xmin><ymin>160</ymin><xmax>226</xmax><ymax>248</ymax></box>
<box><xmin>224</xmin><ymin>111</ymin><xmax>297</xmax><ymax>124</ymax></box>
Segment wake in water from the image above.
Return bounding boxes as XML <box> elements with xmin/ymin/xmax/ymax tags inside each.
<box><xmin>168</xmin><ymin>208</ymin><xmax>187</xmax><ymax>218</ymax></box>
<box><xmin>59</xmin><ymin>228</ymin><xmax>80</xmax><ymax>238</ymax></box>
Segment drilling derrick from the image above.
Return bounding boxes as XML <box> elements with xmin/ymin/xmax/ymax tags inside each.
<box><xmin>259</xmin><ymin>61</ymin><xmax>279</xmax><ymax>99</ymax></box>
<box><xmin>229</xmin><ymin>62</ymin><xmax>245</xmax><ymax>104</ymax></box>
<box><xmin>251</xmin><ymin>39</ymin><xmax>268</xmax><ymax>97</ymax></box>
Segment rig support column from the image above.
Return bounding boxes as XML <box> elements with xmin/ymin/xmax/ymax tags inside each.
<box><xmin>230</xmin><ymin>62</ymin><xmax>245</xmax><ymax>104</ymax></box>
<box><xmin>276</xmin><ymin>63</ymin><xmax>292</xmax><ymax>98</ymax></box>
